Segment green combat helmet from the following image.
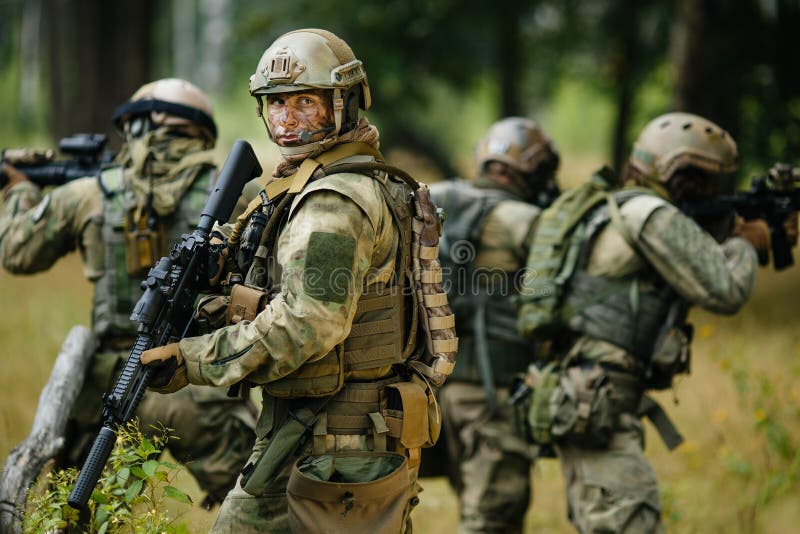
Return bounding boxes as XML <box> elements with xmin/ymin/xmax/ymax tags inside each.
<box><xmin>249</xmin><ymin>28</ymin><xmax>371</xmax><ymax>158</ymax></box>
<box><xmin>112</xmin><ymin>78</ymin><xmax>217</xmax><ymax>144</ymax></box>
<box><xmin>475</xmin><ymin>117</ymin><xmax>559</xmax><ymax>177</ymax></box>
<box><xmin>629</xmin><ymin>111</ymin><xmax>738</xmax><ymax>193</ymax></box>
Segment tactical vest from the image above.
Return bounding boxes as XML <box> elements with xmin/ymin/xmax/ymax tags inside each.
<box><xmin>92</xmin><ymin>165</ymin><xmax>214</xmax><ymax>341</ymax></box>
<box><xmin>434</xmin><ymin>180</ymin><xmax>532</xmax><ymax>386</ymax></box>
<box><xmin>562</xmin><ymin>190</ymin><xmax>674</xmax><ymax>360</ymax></box>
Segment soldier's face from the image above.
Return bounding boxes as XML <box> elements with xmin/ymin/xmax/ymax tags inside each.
<box><xmin>267</xmin><ymin>90</ymin><xmax>335</xmax><ymax>146</ymax></box>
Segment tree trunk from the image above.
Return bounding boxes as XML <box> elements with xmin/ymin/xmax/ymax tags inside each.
<box><xmin>671</xmin><ymin>0</ymin><xmax>763</xmax><ymax>137</ymax></box>
<box><xmin>42</xmin><ymin>0</ymin><xmax>155</xmax><ymax>149</ymax></box>
<box><xmin>497</xmin><ymin>7</ymin><xmax>522</xmax><ymax>117</ymax></box>
<box><xmin>0</xmin><ymin>326</ymin><xmax>96</xmax><ymax>534</ymax></box>
<box><xmin>609</xmin><ymin>0</ymin><xmax>640</xmax><ymax>173</ymax></box>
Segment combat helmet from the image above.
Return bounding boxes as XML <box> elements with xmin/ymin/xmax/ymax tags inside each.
<box><xmin>112</xmin><ymin>78</ymin><xmax>217</xmax><ymax>144</ymax></box>
<box><xmin>629</xmin><ymin>112</ymin><xmax>737</xmax><ymax>184</ymax></box>
<box><xmin>476</xmin><ymin>117</ymin><xmax>559</xmax><ymax>176</ymax></box>
<box><xmin>249</xmin><ymin>28</ymin><xmax>370</xmax><ymax>157</ymax></box>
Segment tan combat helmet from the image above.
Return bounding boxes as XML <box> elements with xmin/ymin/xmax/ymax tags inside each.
<box><xmin>249</xmin><ymin>28</ymin><xmax>370</xmax><ymax>157</ymax></box>
<box><xmin>629</xmin><ymin>112</ymin><xmax>737</xmax><ymax>184</ymax></box>
<box><xmin>112</xmin><ymin>78</ymin><xmax>217</xmax><ymax>144</ymax></box>
<box><xmin>475</xmin><ymin>117</ymin><xmax>559</xmax><ymax>176</ymax></box>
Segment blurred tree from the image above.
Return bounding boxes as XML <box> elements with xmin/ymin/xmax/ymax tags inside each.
<box><xmin>43</xmin><ymin>0</ymin><xmax>155</xmax><ymax>147</ymax></box>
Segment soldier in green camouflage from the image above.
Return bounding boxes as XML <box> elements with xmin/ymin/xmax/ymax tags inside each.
<box><xmin>140</xmin><ymin>29</ymin><xmax>456</xmax><ymax>533</ymax></box>
<box><xmin>518</xmin><ymin>112</ymin><xmax>772</xmax><ymax>533</ymax></box>
<box><xmin>425</xmin><ymin>118</ymin><xmax>560</xmax><ymax>533</ymax></box>
<box><xmin>0</xmin><ymin>78</ymin><xmax>256</xmax><ymax>506</ymax></box>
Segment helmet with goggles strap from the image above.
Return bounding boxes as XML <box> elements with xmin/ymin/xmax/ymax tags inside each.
<box><xmin>112</xmin><ymin>78</ymin><xmax>217</xmax><ymax>144</ymax></box>
<box><xmin>249</xmin><ymin>28</ymin><xmax>370</xmax><ymax>157</ymax></box>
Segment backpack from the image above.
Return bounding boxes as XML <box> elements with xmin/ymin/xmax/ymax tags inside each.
<box><xmin>517</xmin><ymin>167</ymin><xmax>618</xmax><ymax>341</ymax></box>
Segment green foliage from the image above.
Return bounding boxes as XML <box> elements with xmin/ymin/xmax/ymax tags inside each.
<box><xmin>23</xmin><ymin>421</ymin><xmax>192</xmax><ymax>533</ymax></box>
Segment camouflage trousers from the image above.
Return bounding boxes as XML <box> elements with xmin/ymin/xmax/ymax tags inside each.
<box><xmin>435</xmin><ymin>382</ymin><xmax>536</xmax><ymax>534</ymax></box>
<box><xmin>555</xmin><ymin>413</ymin><xmax>662</xmax><ymax>534</ymax></box>
<box><xmin>67</xmin><ymin>350</ymin><xmax>257</xmax><ymax>505</ymax></box>
<box><xmin>211</xmin><ymin>397</ymin><xmax>421</xmax><ymax>533</ymax></box>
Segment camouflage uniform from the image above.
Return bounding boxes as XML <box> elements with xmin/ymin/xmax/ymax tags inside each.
<box><xmin>429</xmin><ymin>179</ymin><xmax>539</xmax><ymax>533</ymax></box>
<box><xmin>145</xmin><ymin>30</ymin><xmax>454</xmax><ymax>533</ymax></box>
<box><xmin>425</xmin><ymin>118</ymin><xmax>560</xmax><ymax>533</ymax></box>
<box><xmin>518</xmin><ymin>113</ymin><xmax>758</xmax><ymax>533</ymax></box>
<box><xmin>0</xmin><ymin>121</ymin><xmax>256</xmax><ymax>505</ymax></box>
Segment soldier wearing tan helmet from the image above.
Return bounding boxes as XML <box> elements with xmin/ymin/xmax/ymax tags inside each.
<box><xmin>425</xmin><ymin>117</ymin><xmax>560</xmax><ymax>533</ymax></box>
<box><xmin>140</xmin><ymin>29</ymin><xmax>456</xmax><ymax>532</ymax></box>
<box><xmin>0</xmin><ymin>78</ymin><xmax>256</xmax><ymax>507</ymax></box>
<box><xmin>517</xmin><ymin>112</ymin><xmax>772</xmax><ymax>532</ymax></box>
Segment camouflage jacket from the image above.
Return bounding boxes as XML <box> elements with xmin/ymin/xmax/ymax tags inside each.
<box><xmin>180</xmin><ymin>164</ymin><xmax>405</xmax><ymax>387</ymax></box>
<box><xmin>566</xmin><ymin>192</ymin><xmax>758</xmax><ymax>369</ymax></box>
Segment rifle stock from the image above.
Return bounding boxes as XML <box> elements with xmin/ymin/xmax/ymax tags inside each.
<box><xmin>67</xmin><ymin>140</ymin><xmax>262</xmax><ymax>509</ymax></box>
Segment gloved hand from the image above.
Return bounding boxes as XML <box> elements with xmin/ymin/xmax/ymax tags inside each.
<box><xmin>732</xmin><ymin>216</ymin><xmax>771</xmax><ymax>266</ymax></box>
<box><xmin>783</xmin><ymin>212</ymin><xmax>798</xmax><ymax>248</ymax></box>
<box><xmin>141</xmin><ymin>342</ymin><xmax>188</xmax><ymax>393</ymax></box>
<box><xmin>2</xmin><ymin>163</ymin><xmax>31</xmax><ymax>197</ymax></box>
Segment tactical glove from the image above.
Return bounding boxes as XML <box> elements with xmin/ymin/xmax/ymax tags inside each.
<box><xmin>733</xmin><ymin>217</ymin><xmax>771</xmax><ymax>266</ymax></box>
<box><xmin>141</xmin><ymin>342</ymin><xmax>188</xmax><ymax>393</ymax></box>
<box><xmin>1</xmin><ymin>163</ymin><xmax>32</xmax><ymax>198</ymax></box>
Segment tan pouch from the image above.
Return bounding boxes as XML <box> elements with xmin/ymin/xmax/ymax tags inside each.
<box><xmin>263</xmin><ymin>344</ymin><xmax>346</xmax><ymax>398</ymax></box>
<box><xmin>382</xmin><ymin>375</ymin><xmax>441</xmax><ymax>451</ymax></box>
<box><xmin>226</xmin><ymin>283</ymin><xmax>268</xmax><ymax>325</ymax></box>
<box><xmin>124</xmin><ymin>210</ymin><xmax>166</xmax><ymax>277</ymax></box>
<box><xmin>287</xmin><ymin>451</ymin><xmax>411</xmax><ymax>534</ymax></box>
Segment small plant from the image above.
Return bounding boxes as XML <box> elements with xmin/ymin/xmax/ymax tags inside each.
<box><xmin>23</xmin><ymin>421</ymin><xmax>193</xmax><ymax>533</ymax></box>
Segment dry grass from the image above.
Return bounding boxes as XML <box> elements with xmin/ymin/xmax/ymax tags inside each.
<box><xmin>2</xmin><ymin>242</ymin><xmax>800</xmax><ymax>532</ymax></box>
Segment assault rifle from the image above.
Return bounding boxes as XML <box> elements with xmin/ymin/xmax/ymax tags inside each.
<box><xmin>67</xmin><ymin>139</ymin><xmax>262</xmax><ymax>509</ymax></box>
<box><xmin>682</xmin><ymin>163</ymin><xmax>800</xmax><ymax>270</ymax></box>
<box><xmin>0</xmin><ymin>133</ymin><xmax>115</xmax><ymax>189</ymax></box>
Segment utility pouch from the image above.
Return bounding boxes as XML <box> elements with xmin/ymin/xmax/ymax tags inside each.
<box><xmin>526</xmin><ymin>364</ymin><xmax>622</xmax><ymax>449</ymax></box>
<box><xmin>382</xmin><ymin>374</ymin><xmax>441</xmax><ymax>453</ymax></box>
<box><xmin>647</xmin><ymin>323</ymin><xmax>693</xmax><ymax>390</ymax></box>
<box><xmin>241</xmin><ymin>399</ymin><xmax>329</xmax><ymax>496</ymax></box>
<box><xmin>194</xmin><ymin>294</ymin><xmax>231</xmax><ymax>334</ymax></box>
<box><xmin>124</xmin><ymin>210</ymin><xmax>165</xmax><ymax>277</ymax></box>
<box><xmin>226</xmin><ymin>283</ymin><xmax>268</xmax><ymax>325</ymax></box>
<box><xmin>287</xmin><ymin>451</ymin><xmax>410</xmax><ymax>534</ymax></box>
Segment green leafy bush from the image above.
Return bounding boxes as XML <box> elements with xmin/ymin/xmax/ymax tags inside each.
<box><xmin>24</xmin><ymin>421</ymin><xmax>192</xmax><ymax>533</ymax></box>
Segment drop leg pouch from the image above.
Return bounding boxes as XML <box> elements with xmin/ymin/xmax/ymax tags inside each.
<box><xmin>287</xmin><ymin>451</ymin><xmax>411</xmax><ymax>534</ymax></box>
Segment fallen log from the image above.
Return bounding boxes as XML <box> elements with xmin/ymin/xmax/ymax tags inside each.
<box><xmin>0</xmin><ymin>325</ymin><xmax>96</xmax><ymax>534</ymax></box>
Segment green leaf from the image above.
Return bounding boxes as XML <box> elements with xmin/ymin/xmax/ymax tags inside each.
<box><xmin>131</xmin><ymin>466</ymin><xmax>147</xmax><ymax>479</ymax></box>
<box><xmin>97</xmin><ymin>520</ymin><xmax>109</xmax><ymax>534</ymax></box>
<box><xmin>117</xmin><ymin>467</ymin><xmax>131</xmax><ymax>482</ymax></box>
<box><xmin>142</xmin><ymin>459</ymin><xmax>160</xmax><ymax>478</ymax></box>
<box><xmin>90</xmin><ymin>489</ymin><xmax>110</xmax><ymax>504</ymax></box>
<box><xmin>140</xmin><ymin>436</ymin><xmax>157</xmax><ymax>456</ymax></box>
<box><xmin>164</xmin><ymin>485</ymin><xmax>193</xmax><ymax>504</ymax></box>
<box><xmin>124</xmin><ymin>478</ymin><xmax>143</xmax><ymax>504</ymax></box>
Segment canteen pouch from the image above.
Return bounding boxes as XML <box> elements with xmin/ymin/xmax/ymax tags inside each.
<box><xmin>287</xmin><ymin>451</ymin><xmax>411</xmax><ymax>534</ymax></box>
<box><xmin>124</xmin><ymin>210</ymin><xmax>165</xmax><ymax>277</ymax></box>
<box><xmin>194</xmin><ymin>294</ymin><xmax>231</xmax><ymax>334</ymax></box>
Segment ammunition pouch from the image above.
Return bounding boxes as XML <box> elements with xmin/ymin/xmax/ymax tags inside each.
<box><xmin>287</xmin><ymin>451</ymin><xmax>411</xmax><ymax>533</ymax></box>
<box><xmin>520</xmin><ymin>363</ymin><xmax>640</xmax><ymax>449</ymax></box>
<box><xmin>124</xmin><ymin>209</ymin><xmax>166</xmax><ymax>278</ymax></box>
<box><xmin>226</xmin><ymin>284</ymin><xmax>268</xmax><ymax>325</ymax></box>
<box><xmin>194</xmin><ymin>294</ymin><xmax>231</xmax><ymax>334</ymax></box>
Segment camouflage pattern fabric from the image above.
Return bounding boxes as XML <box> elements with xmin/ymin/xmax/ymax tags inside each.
<box><xmin>541</xmin><ymin>192</ymin><xmax>757</xmax><ymax>532</ymax></box>
<box><xmin>180</xmin><ymin>165</ymin><xmax>425</xmax><ymax>531</ymax></box>
<box><xmin>0</xmin><ymin>150</ymin><xmax>257</xmax><ymax>504</ymax></box>
<box><xmin>437</xmin><ymin>383</ymin><xmax>534</xmax><ymax>534</ymax></box>
<box><xmin>426</xmin><ymin>180</ymin><xmax>540</xmax><ymax>533</ymax></box>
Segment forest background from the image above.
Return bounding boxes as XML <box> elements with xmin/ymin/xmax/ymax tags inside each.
<box><xmin>1</xmin><ymin>0</ymin><xmax>800</xmax><ymax>531</ymax></box>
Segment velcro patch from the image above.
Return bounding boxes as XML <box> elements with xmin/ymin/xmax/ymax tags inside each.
<box><xmin>304</xmin><ymin>231</ymin><xmax>356</xmax><ymax>303</ymax></box>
